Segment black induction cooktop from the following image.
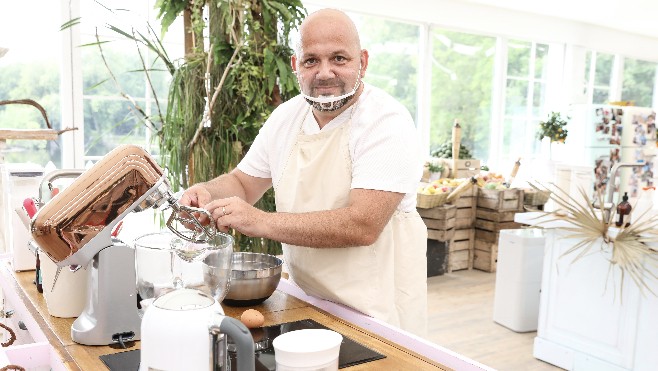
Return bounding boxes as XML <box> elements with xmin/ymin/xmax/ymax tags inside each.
<box><xmin>99</xmin><ymin>318</ymin><xmax>385</xmax><ymax>370</ymax></box>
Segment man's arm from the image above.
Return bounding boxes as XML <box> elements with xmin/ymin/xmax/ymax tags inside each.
<box><xmin>179</xmin><ymin>168</ymin><xmax>272</xmax><ymax>208</ymax></box>
<box><xmin>205</xmin><ymin>188</ymin><xmax>403</xmax><ymax>248</ymax></box>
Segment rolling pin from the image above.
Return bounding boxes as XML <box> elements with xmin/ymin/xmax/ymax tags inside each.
<box><xmin>505</xmin><ymin>157</ymin><xmax>521</xmax><ymax>188</ymax></box>
<box><xmin>451</xmin><ymin>119</ymin><xmax>461</xmax><ymax>178</ymax></box>
<box><xmin>446</xmin><ymin>176</ymin><xmax>477</xmax><ymax>203</ymax></box>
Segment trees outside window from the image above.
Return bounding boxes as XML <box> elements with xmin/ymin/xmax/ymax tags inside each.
<box><xmin>429</xmin><ymin>29</ymin><xmax>495</xmax><ymax>161</ymax></box>
<box><xmin>622</xmin><ymin>58</ymin><xmax>657</xmax><ymax>107</ymax></box>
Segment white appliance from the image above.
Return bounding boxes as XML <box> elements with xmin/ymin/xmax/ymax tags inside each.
<box><xmin>140</xmin><ymin>288</ymin><xmax>255</xmax><ymax>371</ymax></box>
<box><xmin>565</xmin><ymin>104</ymin><xmax>657</xmax><ymax>204</ymax></box>
<box><xmin>493</xmin><ymin>229</ymin><xmax>545</xmax><ymax>332</ymax></box>
<box><xmin>0</xmin><ymin>163</ymin><xmax>44</xmax><ymax>271</ymax></box>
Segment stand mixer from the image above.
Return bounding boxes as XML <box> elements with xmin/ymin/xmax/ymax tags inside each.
<box><xmin>30</xmin><ymin>144</ymin><xmax>216</xmax><ymax>346</ymax></box>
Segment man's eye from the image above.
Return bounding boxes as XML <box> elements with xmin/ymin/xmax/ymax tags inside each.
<box><xmin>335</xmin><ymin>56</ymin><xmax>346</xmax><ymax>62</ymax></box>
<box><xmin>303</xmin><ymin>58</ymin><xmax>317</xmax><ymax>66</ymax></box>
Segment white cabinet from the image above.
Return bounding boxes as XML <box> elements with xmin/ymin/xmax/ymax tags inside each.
<box><xmin>534</xmin><ymin>229</ymin><xmax>658</xmax><ymax>371</ymax></box>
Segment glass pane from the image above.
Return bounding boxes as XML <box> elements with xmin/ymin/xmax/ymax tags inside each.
<box><xmin>77</xmin><ymin>0</ymin><xmax>184</xmax><ymax>161</ymax></box>
<box><xmin>532</xmin><ymin>82</ymin><xmax>546</xmax><ymax>116</ymax></box>
<box><xmin>507</xmin><ymin>40</ymin><xmax>530</xmax><ymax>78</ymax></box>
<box><xmin>593</xmin><ymin>87</ymin><xmax>610</xmax><ymax>104</ymax></box>
<box><xmin>505</xmin><ymin>79</ymin><xmax>528</xmax><ymax>116</ymax></box>
<box><xmin>621</xmin><ymin>58</ymin><xmax>656</xmax><ymax>107</ymax></box>
<box><xmin>82</xmin><ymin>39</ymin><xmax>148</xmax><ymax>98</ymax></box>
<box><xmin>429</xmin><ymin>28</ymin><xmax>496</xmax><ymax>160</ymax></box>
<box><xmin>583</xmin><ymin>50</ymin><xmax>592</xmax><ymax>88</ymax></box>
<box><xmin>534</xmin><ymin>43</ymin><xmax>549</xmax><ymax>79</ymax></box>
<box><xmin>83</xmin><ymin>99</ymin><xmax>148</xmax><ymax>157</ymax></box>
<box><xmin>501</xmin><ymin>117</ymin><xmax>540</xmax><ymax>159</ymax></box>
<box><xmin>351</xmin><ymin>14</ymin><xmax>419</xmax><ymax>120</ymax></box>
<box><xmin>0</xmin><ymin>0</ymin><xmax>62</xmax><ymax>167</ymax></box>
<box><xmin>594</xmin><ymin>53</ymin><xmax>614</xmax><ymax>85</ymax></box>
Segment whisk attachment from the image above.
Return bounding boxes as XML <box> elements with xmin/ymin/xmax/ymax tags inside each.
<box><xmin>166</xmin><ymin>203</ymin><xmax>217</xmax><ymax>244</ymax></box>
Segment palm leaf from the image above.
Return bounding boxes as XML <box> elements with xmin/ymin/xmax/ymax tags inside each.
<box><xmin>529</xmin><ymin>181</ymin><xmax>658</xmax><ymax>298</ymax></box>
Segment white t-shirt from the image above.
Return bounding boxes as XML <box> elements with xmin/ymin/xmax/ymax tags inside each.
<box><xmin>237</xmin><ymin>83</ymin><xmax>423</xmax><ymax>212</ymax></box>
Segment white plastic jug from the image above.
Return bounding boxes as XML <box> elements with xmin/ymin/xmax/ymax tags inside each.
<box><xmin>40</xmin><ymin>252</ymin><xmax>88</xmax><ymax>318</ymax></box>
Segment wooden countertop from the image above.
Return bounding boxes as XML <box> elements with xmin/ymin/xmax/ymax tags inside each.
<box><xmin>4</xmin><ymin>265</ymin><xmax>451</xmax><ymax>370</ymax></box>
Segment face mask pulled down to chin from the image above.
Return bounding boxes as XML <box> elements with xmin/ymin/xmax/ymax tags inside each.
<box><xmin>298</xmin><ymin>66</ymin><xmax>362</xmax><ymax>112</ymax></box>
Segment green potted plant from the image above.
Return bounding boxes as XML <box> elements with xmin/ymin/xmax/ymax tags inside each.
<box><xmin>537</xmin><ymin>111</ymin><xmax>568</xmax><ymax>160</ymax></box>
<box><xmin>537</xmin><ymin>111</ymin><xmax>568</xmax><ymax>143</ymax></box>
<box><xmin>427</xmin><ymin>161</ymin><xmax>445</xmax><ymax>181</ymax></box>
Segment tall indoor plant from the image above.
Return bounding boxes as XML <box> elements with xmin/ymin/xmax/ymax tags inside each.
<box><xmin>155</xmin><ymin>0</ymin><xmax>306</xmax><ymax>253</ymax></box>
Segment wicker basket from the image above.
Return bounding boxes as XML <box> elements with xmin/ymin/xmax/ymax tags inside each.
<box><xmin>417</xmin><ymin>192</ymin><xmax>449</xmax><ymax>209</ymax></box>
<box><xmin>523</xmin><ymin>189</ymin><xmax>550</xmax><ymax>206</ymax></box>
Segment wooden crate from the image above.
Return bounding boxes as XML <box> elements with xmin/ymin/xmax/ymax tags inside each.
<box><xmin>474</xmin><ymin>219</ymin><xmax>524</xmax><ymax>232</ymax></box>
<box><xmin>433</xmin><ymin>158</ymin><xmax>481</xmax><ymax>179</ymax></box>
<box><xmin>473</xmin><ymin>243</ymin><xmax>497</xmax><ymax>273</ymax></box>
<box><xmin>450</xmin><ymin>228</ymin><xmax>474</xmax><ymax>272</ymax></box>
<box><xmin>448</xmin><ymin>249</ymin><xmax>470</xmax><ymax>272</ymax></box>
<box><xmin>418</xmin><ymin>204</ymin><xmax>457</xmax><ymax>220</ymax></box>
<box><xmin>419</xmin><ymin>204</ymin><xmax>457</xmax><ymax>242</ymax></box>
<box><xmin>474</xmin><ymin>228</ymin><xmax>498</xmax><ymax>243</ymax></box>
<box><xmin>428</xmin><ymin>228</ymin><xmax>455</xmax><ymax>241</ymax></box>
<box><xmin>473</xmin><ymin>208</ymin><xmax>522</xmax><ymax>272</ymax></box>
<box><xmin>476</xmin><ymin>208</ymin><xmax>521</xmax><ymax>223</ymax></box>
<box><xmin>477</xmin><ymin>188</ymin><xmax>524</xmax><ymax>211</ymax></box>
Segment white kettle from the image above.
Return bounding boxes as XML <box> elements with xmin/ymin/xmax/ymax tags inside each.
<box><xmin>140</xmin><ymin>288</ymin><xmax>255</xmax><ymax>371</ymax></box>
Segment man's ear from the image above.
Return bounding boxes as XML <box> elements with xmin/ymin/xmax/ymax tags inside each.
<box><xmin>360</xmin><ymin>49</ymin><xmax>369</xmax><ymax>78</ymax></box>
<box><xmin>291</xmin><ymin>55</ymin><xmax>298</xmax><ymax>73</ymax></box>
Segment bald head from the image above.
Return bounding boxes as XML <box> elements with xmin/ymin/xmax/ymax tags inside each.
<box><xmin>295</xmin><ymin>9</ymin><xmax>361</xmax><ymax>57</ymax></box>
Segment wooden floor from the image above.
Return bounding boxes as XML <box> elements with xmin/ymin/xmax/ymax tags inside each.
<box><xmin>426</xmin><ymin>269</ymin><xmax>563</xmax><ymax>371</ymax></box>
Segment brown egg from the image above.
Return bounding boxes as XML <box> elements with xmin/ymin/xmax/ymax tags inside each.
<box><xmin>240</xmin><ymin>309</ymin><xmax>265</xmax><ymax>328</ymax></box>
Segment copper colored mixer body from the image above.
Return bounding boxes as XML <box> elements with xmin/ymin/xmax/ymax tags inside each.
<box><xmin>31</xmin><ymin>144</ymin><xmax>168</xmax><ymax>266</ymax></box>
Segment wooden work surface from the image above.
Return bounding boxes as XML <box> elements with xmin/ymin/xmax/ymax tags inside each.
<box><xmin>6</xmin><ymin>267</ymin><xmax>450</xmax><ymax>370</ymax></box>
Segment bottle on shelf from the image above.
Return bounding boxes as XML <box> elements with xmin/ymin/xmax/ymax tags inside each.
<box><xmin>35</xmin><ymin>249</ymin><xmax>43</xmax><ymax>293</ymax></box>
<box><xmin>615</xmin><ymin>192</ymin><xmax>632</xmax><ymax>227</ymax></box>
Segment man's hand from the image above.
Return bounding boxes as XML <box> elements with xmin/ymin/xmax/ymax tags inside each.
<box><xmin>178</xmin><ymin>184</ymin><xmax>212</xmax><ymax>208</ymax></box>
<box><xmin>205</xmin><ymin>196</ymin><xmax>267</xmax><ymax>235</ymax></box>
<box><xmin>177</xmin><ymin>184</ymin><xmax>214</xmax><ymax>226</ymax></box>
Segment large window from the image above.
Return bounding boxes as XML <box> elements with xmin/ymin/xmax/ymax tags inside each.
<box><xmin>353</xmin><ymin>15</ymin><xmax>420</xmax><ymax>121</ymax></box>
<box><xmin>79</xmin><ymin>1</ymin><xmax>183</xmax><ymax>161</ymax></box>
<box><xmin>0</xmin><ymin>1</ymin><xmax>62</xmax><ymax>167</ymax></box>
<box><xmin>5</xmin><ymin>1</ymin><xmax>658</xmax><ymax>169</ymax></box>
<box><xmin>501</xmin><ymin>40</ymin><xmax>550</xmax><ymax>160</ymax></box>
<box><xmin>583</xmin><ymin>51</ymin><xmax>615</xmax><ymax>104</ymax></box>
<box><xmin>429</xmin><ymin>29</ymin><xmax>495</xmax><ymax>160</ymax></box>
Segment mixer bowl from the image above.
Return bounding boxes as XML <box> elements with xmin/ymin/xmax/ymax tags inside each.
<box><xmin>223</xmin><ymin>252</ymin><xmax>283</xmax><ymax>306</ymax></box>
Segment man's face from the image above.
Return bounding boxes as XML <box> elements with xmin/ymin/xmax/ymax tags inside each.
<box><xmin>293</xmin><ymin>20</ymin><xmax>365</xmax><ymax>111</ymax></box>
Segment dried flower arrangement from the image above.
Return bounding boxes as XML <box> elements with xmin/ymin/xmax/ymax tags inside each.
<box><xmin>529</xmin><ymin>182</ymin><xmax>658</xmax><ymax>297</ymax></box>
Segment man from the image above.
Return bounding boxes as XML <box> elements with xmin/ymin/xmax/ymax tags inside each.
<box><xmin>179</xmin><ymin>8</ymin><xmax>427</xmax><ymax>336</ymax></box>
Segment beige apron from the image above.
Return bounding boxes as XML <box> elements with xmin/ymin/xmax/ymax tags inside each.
<box><xmin>274</xmin><ymin>105</ymin><xmax>428</xmax><ymax>336</ymax></box>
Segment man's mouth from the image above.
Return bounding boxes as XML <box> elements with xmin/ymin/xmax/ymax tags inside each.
<box><xmin>313</xmin><ymin>86</ymin><xmax>340</xmax><ymax>96</ymax></box>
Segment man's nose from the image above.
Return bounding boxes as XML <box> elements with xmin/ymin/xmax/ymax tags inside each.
<box><xmin>316</xmin><ymin>61</ymin><xmax>336</xmax><ymax>79</ymax></box>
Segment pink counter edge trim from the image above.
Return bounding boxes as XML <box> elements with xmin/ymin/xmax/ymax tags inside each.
<box><xmin>276</xmin><ymin>278</ymin><xmax>494</xmax><ymax>371</ymax></box>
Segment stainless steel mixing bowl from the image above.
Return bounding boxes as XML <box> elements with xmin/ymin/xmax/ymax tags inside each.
<box><xmin>223</xmin><ymin>252</ymin><xmax>283</xmax><ymax>306</ymax></box>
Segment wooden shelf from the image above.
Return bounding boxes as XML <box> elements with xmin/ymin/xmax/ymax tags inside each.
<box><xmin>0</xmin><ymin>129</ymin><xmax>61</xmax><ymax>141</ymax></box>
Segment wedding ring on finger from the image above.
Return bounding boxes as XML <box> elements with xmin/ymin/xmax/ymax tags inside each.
<box><xmin>222</xmin><ymin>206</ymin><xmax>227</xmax><ymax>216</ymax></box>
